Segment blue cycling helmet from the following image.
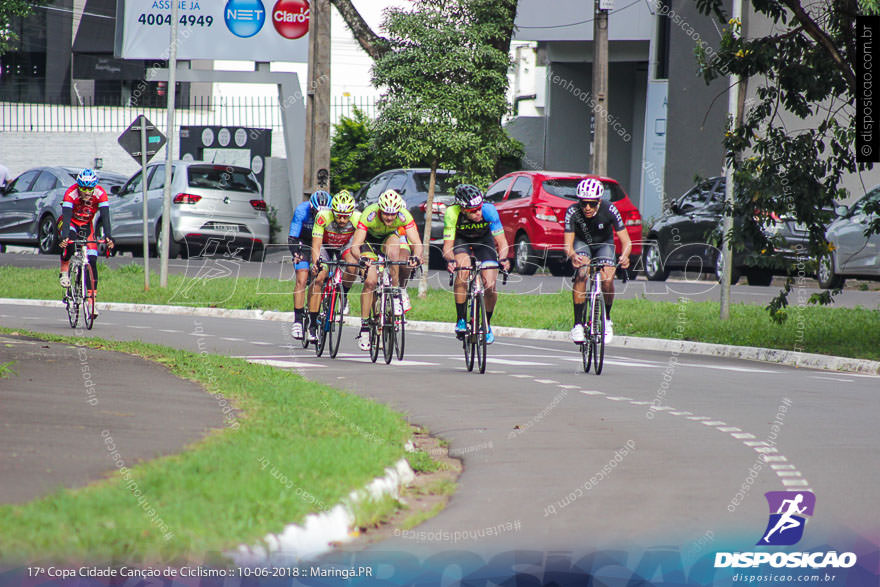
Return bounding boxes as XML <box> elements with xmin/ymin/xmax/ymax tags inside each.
<box><xmin>76</xmin><ymin>168</ymin><xmax>99</xmax><ymax>189</ymax></box>
<box><xmin>309</xmin><ymin>190</ymin><xmax>332</xmax><ymax>210</ymax></box>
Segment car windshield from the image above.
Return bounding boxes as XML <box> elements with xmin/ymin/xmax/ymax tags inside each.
<box><xmin>412</xmin><ymin>172</ymin><xmax>456</xmax><ymax>195</ymax></box>
<box><xmin>187</xmin><ymin>165</ymin><xmax>259</xmax><ymax>193</ymax></box>
<box><xmin>542</xmin><ymin>179</ymin><xmax>626</xmax><ymax>202</ymax></box>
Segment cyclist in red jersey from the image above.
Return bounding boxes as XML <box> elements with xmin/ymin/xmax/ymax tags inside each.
<box><xmin>58</xmin><ymin>169</ymin><xmax>114</xmax><ymax>312</ymax></box>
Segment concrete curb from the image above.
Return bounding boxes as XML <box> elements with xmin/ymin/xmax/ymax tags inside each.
<box><xmin>229</xmin><ymin>458</ymin><xmax>415</xmax><ymax>565</ymax></box>
<box><xmin>2</xmin><ymin>298</ymin><xmax>878</xmax><ymax>375</ymax></box>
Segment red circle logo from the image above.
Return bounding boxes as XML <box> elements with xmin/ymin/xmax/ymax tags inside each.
<box><xmin>272</xmin><ymin>0</ymin><xmax>310</xmax><ymax>39</ymax></box>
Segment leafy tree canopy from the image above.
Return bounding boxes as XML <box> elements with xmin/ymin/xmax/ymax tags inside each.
<box><xmin>330</xmin><ymin>108</ymin><xmax>404</xmax><ymax>193</ymax></box>
<box><xmin>694</xmin><ymin>0</ymin><xmax>872</xmax><ymax>317</ymax></box>
<box><xmin>0</xmin><ymin>0</ymin><xmax>45</xmax><ymax>56</ymax></box>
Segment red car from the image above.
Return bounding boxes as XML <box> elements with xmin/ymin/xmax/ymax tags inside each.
<box><xmin>485</xmin><ymin>171</ymin><xmax>643</xmax><ymax>276</ymax></box>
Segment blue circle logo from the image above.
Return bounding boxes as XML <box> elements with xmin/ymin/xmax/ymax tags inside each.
<box><xmin>225</xmin><ymin>0</ymin><xmax>266</xmax><ymax>38</ymax></box>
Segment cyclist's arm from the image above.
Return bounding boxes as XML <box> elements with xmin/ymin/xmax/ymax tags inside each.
<box><xmin>97</xmin><ymin>192</ymin><xmax>112</xmax><ymax>241</ymax></box>
<box><xmin>442</xmin><ymin>238</ymin><xmax>455</xmax><ymax>262</ymax></box>
<box><xmin>482</xmin><ymin>205</ymin><xmax>508</xmax><ymax>261</ymax></box>
<box><xmin>310</xmin><ymin>234</ymin><xmax>323</xmax><ymax>267</ymax></box>
<box><xmin>563</xmin><ymin>230</ymin><xmax>576</xmax><ymax>261</ymax></box>
<box><xmin>403</xmin><ymin>223</ymin><xmax>423</xmax><ymax>261</ymax></box>
<box><xmin>493</xmin><ymin>233</ymin><xmax>510</xmax><ymax>263</ymax></box>
<box><xmin>60</xmin><ymin>206</ymin><xmax>74</xmax><ymax>241</ymax></box>
<box><xmin>349</xmin><ymin>227</ymin><xmax>366</xmax><ymax>261</ymax></box>
<box><xmin>616</xmin><ymin>228</ymin><xmax>632</xmax><ymax>268</ymax></box>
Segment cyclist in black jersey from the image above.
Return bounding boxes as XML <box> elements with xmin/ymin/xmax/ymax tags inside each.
<box><xmin>563</xmin><ymin>177</ymin><xmax>632</xmax><ymax>344</ymax></box>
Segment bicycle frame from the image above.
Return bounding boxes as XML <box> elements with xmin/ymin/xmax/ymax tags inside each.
<box><xmin>363</xmin><ymin>257</ymin><xmax>411</xmax><ymax>364</ymax></box>
<box><xmin>450</xmin><ymin>257</ymin><xmax>508</xmax><ymax>374</ymax></box>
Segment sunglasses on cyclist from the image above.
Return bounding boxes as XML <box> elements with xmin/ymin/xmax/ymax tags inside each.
<box><xmin>463</xmin><ymin>206</ymin><xmax>481</xmax><ymax>213</ymax></box>
<box><xmin>79</xmin><ymin>187</ymin><xmax>95</xmax><ymax>195</ymax></box>
<box><xmin>580</xmin><ymin>200</ymin><xmax>600</xmax><ymax>208</ymax></box>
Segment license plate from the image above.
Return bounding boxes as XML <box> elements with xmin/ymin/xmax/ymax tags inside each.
<box><xmin>213</xmin><ymin>223</ymin><xmax>239</xmax><ymax>232</ymax></box>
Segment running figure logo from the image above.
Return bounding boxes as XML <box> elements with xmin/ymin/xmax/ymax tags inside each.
<box><xmin>758</xmin><ymin>491</ymin><xmax>816</xmax><ymax>546</ymax></box>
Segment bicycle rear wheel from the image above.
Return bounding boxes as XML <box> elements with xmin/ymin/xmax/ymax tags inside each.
<box><xmin>329</xmin><ymin>288</ymin><xmax>345</xmax><ymax>358</ymax></box>
<box><xmin>580</xmin><ymin>303</ymin><xmax>591</xmax><ymax>373</ymax></box>
<box><xmin>476</xmin><ymin>294</ymin><xmax>488</xmax><ymax>374</ymax></box>
<box><xmin>82</xmin><ymin>263</ymin><xmax>96</xmax><ymax>330</ymax></box>
<box><xmin>382</xmin><ymin>294</ymin><xmax>395</xmax><ymax>364</ymax></box>
<box><xmin>315</xmin><ymin>294</ymin><xmax>330</xmax><ymax>357</ymax></box>
<box><xmin>66</xmin><ymin>267</ymin><xmax>80</xmax><ymax>328</ymax></box>
<box><xmin>592</xmin><ymin>294</ymin><xmax>606</xmax><ymax>375</ymax></box>
<box><xmin>464</xmin><ymin>297</ymin><xmax>476</xmax><ymax>372</ymax></box>
<box><xmin>395</xmin><ymin>293</ymin><xmax>406</xmax><ymax>361</ymax></box>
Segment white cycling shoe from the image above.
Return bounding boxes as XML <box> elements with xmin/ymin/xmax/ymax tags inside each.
<box><xmin>59</xmin><ymin>272</ymin><xmax>70</xmax><ymax>288</ymax></box>
<box><xmin>401</xmin><ymin>290</ymin><xmax>412</xmax><ymax>312</ymax></box>
<box><xmin>358</xmin><ymin>330</ymin><xmax>371</xmax><ymax>351</ymax></box>
<box><xmin>604</xmin><ymin>320</ymin><xmax>614</xmax><ymax>344</ymax></box>
<box><xmin>291</xmin><ymin>321</ymin><xmax>304</xmax><ymax>340</ymax></box>
<box><xmin>569</xmin><ymin>324</ymin><xmax>585</xmax><ymax>344</ymax></box>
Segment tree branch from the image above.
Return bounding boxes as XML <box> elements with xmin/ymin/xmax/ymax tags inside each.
<box><xmin>780</xmin><ymin>0</ymin><xmax>856</xmax><ymax>93</ymax></box>
<box><xmin>329</xmin><ymin>0</ymin><xmax>390</xmax><ymax>60</ymax></box>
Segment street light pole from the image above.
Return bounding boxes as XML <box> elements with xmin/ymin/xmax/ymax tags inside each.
<box><xmin>159</xmin><ymin>0</ymin><xmax>179</xmax><ymax>288</ymax></box>
<box><xmin>591</xmin><ymin>0</ymin><xmax>610</xmax><ymax>176</ymax></box>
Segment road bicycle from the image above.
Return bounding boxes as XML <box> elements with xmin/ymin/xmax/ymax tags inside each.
<box><xmin>313</xmin><ymin>259</ymin><xmax>359</xmax><ymax>358</ymax></box>
<box><xmin>364</xmin><ymin>257</ymin><xmax>412</xmax><ymax>364</ymax></box>
<box><xmin>63</xmin><ymin>238</ymin><xmax>105</xmax><ymax>330</ymax></box>
<box><xmin>573</xmin><ymin>257</ymin><xmax>626</xmax><ymax>375</ymax></box>
<box><xmin>449</xmin><ymin>257</ymin><xmax>508</xmax><ymax>374</ymax></box>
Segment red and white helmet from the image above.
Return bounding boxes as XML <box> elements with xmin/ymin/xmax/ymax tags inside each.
<box><xmin>576</xmin><ymin>178</ymin><xmax>604</xmax><ymax>201</ymax></box>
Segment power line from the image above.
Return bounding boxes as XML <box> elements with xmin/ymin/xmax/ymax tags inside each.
<box><xmin>37</xmin><ymin>4</ymin><xmax>115</xmax><ymax>20</ymax></box>
<box><xmin>517</xmin><ymin>0</ymin><xmax>642</xmax><ymax>29</ymax></box>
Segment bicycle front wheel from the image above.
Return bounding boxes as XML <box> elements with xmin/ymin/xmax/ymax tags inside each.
<box><xmin>580</xmin><ymin>303</ymin><xmax>591</xmax><ymax>373</ymax></box>
<box><xmin>395</xmin><ymin>293</ymin><xmax>406</xmax><ymax>361</ymax></box>
<box><xmin>65</xmin><ymin>269</ymin><xmax>79</xmax><ymax>328</ymax></box>
<box><xmin>592</xmin><ymin>294</ymin><xmax>606</xmax><ymax>375</ymax></box>
<box><xmin>382</xmin><ymin>294</ymin><xmax>395</xmax><ymax>364</ymax></box>
<box><xmin>315</xmin><ymin>295</ymin><xmax>330</xmax><ymax>357</ymax></box>
<box><xmin>329</xmin><ymin>288</ymin><xmax>345</xmax><ymax>358</ymax></box>
<box><xmin>476</xmin><ymin>294</ymin><xmax>487</xmax><ymax>374</ymax></box>
<box><xmin>369</xmin><ymin>305</ymin><xmax>380</xmax><ymax>363</ymax></box>
<box><xmin>464</xmin><ymin>297</ymin><xmax>476</xmax><ymax>372</ymax></box>
<box><xmin>82</xmin><ymin>263</ymin><xmax>96</xmax><ymax>330</ymax></box>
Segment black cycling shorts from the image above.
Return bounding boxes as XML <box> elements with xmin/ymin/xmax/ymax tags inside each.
<box><xmin>573</xmin><ymin>239</ymin><xmax>615</xmax><ymax>265</ymax></box>
<box><xmin>452</xmin><ymin>234</ymin><xmax>499</xmax><ymax>266</ymax></box>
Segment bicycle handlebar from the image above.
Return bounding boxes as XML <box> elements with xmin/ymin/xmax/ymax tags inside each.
<box><xmin>447</xmin><ymin>263</ymin><xmax>509</xmax><ymax>287</ymax></box>
<box><xmin>571</xmin><ymin>255</ymin><xmax>629</xmax><ymax>284</ymax></box>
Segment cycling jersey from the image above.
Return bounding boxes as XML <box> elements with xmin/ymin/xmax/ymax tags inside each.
<box><xmin>443</xmin><ymin>203</ymin><xmax>504</xmax><ymax>241</ymax></box>
<box><xmin>564</xmin><ymin>200</ymin><xmax>624</xmax><ymax>244</ymax></box>
<box><xmin>289</xmin><ymin>201</ymin><xmax>319</xmax><ymax>242</ymax></box>
<box><xmin>357</xmin><ymin>204</ymin><xmax>416</xmax><ymax>239</ymax></box>
<box><xmin>312</xmin><ymin>209</ymin><xmax>361</xmax><ymax>249</ymax></box>
<box><xmin>62</xmin><ymin>185</ymin><xmax>109</xmax><ymax>227</ymax></box>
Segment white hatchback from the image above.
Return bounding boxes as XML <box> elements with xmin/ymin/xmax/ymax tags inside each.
<box><xmin>109</xmin><ymin>161</ymin><xmax>270</xmax><ymax>261</ymax></box>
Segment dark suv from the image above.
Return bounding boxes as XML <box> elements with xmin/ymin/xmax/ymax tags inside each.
<box><xmin>643</xmin><ymin>177</ymin><xmax>813</xmax><ymax>285</ymax></box>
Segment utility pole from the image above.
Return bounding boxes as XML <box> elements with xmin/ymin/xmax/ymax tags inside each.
<box><xmin>591</xmin><ymin>0</ymin><xmax>610</xmax><ymax>176</ymax></box>
<box><xmin>302</xmin><ymin>0</ymin><xmax>331</xmax><ymax>199</ymax></box>
<box><xmin>159</xmin><ymin>0</ymin><xmax>179</xmax><ymax>288</ymax></box>
<box><xmin>720</xmin><ymin>0</ymin><xmax>743</xmax><ymax>320</ymax></box>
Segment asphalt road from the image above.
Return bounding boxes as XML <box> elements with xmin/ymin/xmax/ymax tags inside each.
<box><xmin>3</xmin><ymin>250</ymin><xmax>879</xmax><ymax>309</ymax></box>
<box><xmin>1</xmin><ymin>301</ymin><xmax>877</xmax><ymax>559</ymax></box>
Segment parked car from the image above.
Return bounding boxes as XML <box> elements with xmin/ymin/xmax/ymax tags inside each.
<box><xmin>484</xmin><ymin>171</ymin><xmax>643</xmax><ymax>276</ymax></box>
<box><xmin>0</xmin><ymin>166</ymin><xmax>127</xmax><ymax>254</ymax></box>
<box><xmin>817</xmin><ymin>186</ymin><xmax>880</xmax><ymax>288</ymax></box>
<box><xmin>354</xmin><ymin>168</ymin><xmax>457</xmax><ymax>263</ymax></box>
<box><xmin>109</xmin><ymin>161</ymin><xmax>269</xmax><ymax>261</ymax></box>
<box><xmin>642</xmin><ymin>176</ymin><xmax>821</xmax><ymax>286</ymax></box>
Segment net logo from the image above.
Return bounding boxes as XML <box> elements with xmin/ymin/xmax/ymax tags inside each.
<box><xmin>224</xmin><ymin>0</ymin><xmax>266</xmax><ymax>38</ymax></box>
<box><xmin>759</xmin><ymin>491</ymin><xmax>815</xmax><ymax>546</ymax></box>
<box><xmin>272</xmin><ymin>0</ymin><xmax>310</xmax><ymax>39</ymax></box>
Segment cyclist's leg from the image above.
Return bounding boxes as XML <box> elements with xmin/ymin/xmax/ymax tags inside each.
<box><xmin>474</xmin><ymin>236</ymin><xmax>500</xmax><ymax>322</ymax></box>
<box><xmin>341</xmin><ymin>247</ymin><xmax>358</xmax><ymax>291</ymax></box>
<box><xmin>452</xmin><ymin>241</ymin><xmax>471</xmax><ymax>328</ymax></box>
<box><xmin>309</xmin><ymin>248</ymin><xmax>332</xmax><ymax>326</ymax></box>
<box><xmin>382</xmin><ymin>233</ymin><xmax>403</xmax><ymax>286</ymax></box>
<box><xmin>593</xmin><ymin>242</ymin><xmax>616</xmax><ymax>319</ymax></box>
<box><xmin>572</xmin><ymin>239</ymin><xmax>591</xmax><ymax>324</ymax></box>
<box><xmin>397</xmin><ymin>228</ymin><xmax>412</xmax><ymax>287</ymax></box>
<box><xmin>360</xmin><ymin>241</ymin><xmax>380</xmax><ymax>321</ymax></box>
<box><xmin>293</xmin><ymin>245</ymin><xmax>310</xmax><ymax>326</ymax></box>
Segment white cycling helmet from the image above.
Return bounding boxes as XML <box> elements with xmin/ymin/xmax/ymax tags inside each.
<box><xmin>576</xmin><ymin>178</ymin><xmax>604</xmax><ymax>201</ymax></box>
<box><xmin>377</xmin><ymin>189</ymin><xmax>404</xmax><ymax>213</ymax></box>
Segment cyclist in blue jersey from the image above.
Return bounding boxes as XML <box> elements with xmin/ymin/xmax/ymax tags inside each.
<box><xmin>288</xmin><ymin>190</ymin><xmax>331</xmax><ymax>339</ymax></box>
<box><xmin>442</xmin><ymin>184</ymin><xmax>510</xmax><ymax>345</ymax></box>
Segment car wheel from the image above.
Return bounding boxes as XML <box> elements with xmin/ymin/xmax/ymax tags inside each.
<box><xmin>643</xmin><ymin>241</ymin><xmax>669</xmax><ymax>281</ymax></box>
<box><xmin>714</xmin><ymin>251</ymin><xmax>741</xmax><ymax>285</ymax></box>
<box><xmin>38</xmin><ymin>215</ymin><xmax>58</xmax><ymax>254</ymax></box>
<box><xmin>247</xmin><ymin>246</ymin><xmax>266</xmax><ymax>262</ymax></box>
<box><xmin>514</xmin><ymin>234</ymin><xmax>539</xmax><ymax>275</ymax></box>
<box><xmin>745</xmin><ymin>268</ymin><xmax>773</xmax><ymax>286</ymax></box>
<box><xmin>155</xmin><ymin>222</ymin><xmax>184</xmax><ymax>259</ymax></box>
<box><xmin>817</xmin><ymin>253</ymin><xmax>844</xmax><ymax>289</ymax></box>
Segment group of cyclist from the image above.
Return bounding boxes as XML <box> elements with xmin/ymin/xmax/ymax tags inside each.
<box><xmin>53</xmin><ymin>169</ymin><xmax>631</xmax><ymax>349</ymax></box>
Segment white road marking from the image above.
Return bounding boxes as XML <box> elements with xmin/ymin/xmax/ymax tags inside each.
<box><xmin>771</xmin><ymin>464</ymin><xmax>796</xmax><ymax>470</ymax></box>
<box><xmin>762</xmin><ymin>455</ymin><xmax>788</xmax><ymax>463</ymax></box>
<box><xmin>489</xmin><ymin>359</ymin><xmax>554</xmax><ymax>366</ymax></box>
<box><xmin>534</xmin><ymin>379</ymin><xmax>559</xmax><ymax>384</ymax></box>
<box><xmin>755</xmin><ymin>447</ymin><xmax>779</xmax><ymax>454</ymax></box>
<box><xmin>701</xmin><ymin>420</ymin><xmax>726</xmax><ymax>426</ymax></box>
<box><xmin>558</xmin><ymin>384</ymin><xmax>581</xmax><ymax>389</ymax></box>
<box><xmin>776</xmin><ymin>471</ymin><xmax>803</xmax><ymax>477</ymax></box>
<box><xmin>605</xmin><ymin>396</ymin><xmax>632</xmax><ymax>401</ymax></box>
<box><xmin>251</xmin><ymin>341</ymin><xmax>274</xmax><ymax>346</ymax></box>
<box><xmin>127</xmin><ymin>325</ymin><xmax>151</xmax><ymax>329</ymax></box>
<box><xmin>782</xmin><ymin>479</ymin><xmax>809</xmax><ymax>487</ymax></box>
<box><xmin>629</xmin><ymin>400</ymin><xmax>652</xmax><ymax>405</ymax></box>
<box><xmin>248</xmin><ymin>359</ymin><xmax>325</xmax><ymax>369</ymax></box>
<box><xmin>579</xmin><ymin>390</ymin><xmax>605</xmax><ymax>396</ymax></box>
<box><xmin>159</xmin><ymin>329</ymin><xmax>180</xmax><ymax>334</ymax></box>
<box><xmin>744</xmin><ymin>441</ymin><xmax>769</xmax><ymax>447</ymax></box>
<box><xmin>687</xmin><ymin>416</ymin><xmax>711</xmax><ymax>420</ymax></box>
<box><xmin>509</xmin><ymin>374</ymin><xmax>534</xmax><ymax>378</ymax></box>
<box><xmin>669</xmin><ymin>411</ymin><xmax>692</xmax><ymax>416</ymax></box>
<box><xmin>718</xmin><ymin>426</ymin><xmax>742</xmax><ymax>432</ymax></box>
<box><xmin>810</xmin><ymin>375</ymin><xmax>854</xmax><ymax>382</ymax></box>
<box><xmin>650</xmin><ymin>406</ymin><xmax>674</xmax><ymax>412</ymax></box>
<box><xmin>732</xmin><ymin>433</ymin><xmax>756</xmax><ymax>439</ymax></box>
<box><xmin>222</xmin><ymin>337</ymin><xmax>245</xmax><ymax>342</ymax></box>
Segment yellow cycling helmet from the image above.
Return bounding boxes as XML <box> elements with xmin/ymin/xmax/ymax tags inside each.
<box><xmin>332</xmin><ymin>190</ymin><xmax>356</xmax><ymax>214</ymax></box>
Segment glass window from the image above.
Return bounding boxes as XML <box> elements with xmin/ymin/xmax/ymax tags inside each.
<box><xmin>385</xmin><ymin>173</ymin><xmax>408</xmax><ymax>194</ymax></box>
<box><xmin>32</xmin><ymin>171</ymin><xmax>59</xmax><ymax>192</ymax></box>
<box><xmin>364</xmin><ymin>175</ymin><xmax>389</xmax><ymax>203</ymax></box>
<box><xmin>485</xmin><ymin>177</ymin><xmax>514</xmax><ymax>202</ymax></box>
<box><xmin>508</xmin><ymin>176</ymin><xmax>533</xmax><ymax>201</ymax></box>
<box><xmin>412</xmin><ymin>171</ymin><xmax>456</xmax><ymax>194</ymax></box>
<box><xmin>600</xmin><ymin>181</ymin><xmax>627</xmax><ymax>203</ymax></box>
<box><xmin>121</xmin><ymin>171</ymin><xmax>145</xmax><ymax>195</ymax></box>
<box><xmin>187</xmin><ymin>165</ymin><xmax>259</xmax><ymax>193</ymax></box>
<box><xmin>148</xmin><ymin>165</ymin><xmax>166</xmax><ymax>190</ymax></box>
<box><xmin>6</xmin><ymin>170</ymin><xmax>40</xmax><ymax>194</ymax></box>
<box><xmin>677</xmin><ymin>179</ymin><xmax>718</xmax><ymax>212</ymax></box>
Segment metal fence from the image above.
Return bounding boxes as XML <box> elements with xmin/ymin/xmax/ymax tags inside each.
<box><xmin>0</xmin><ymin>95</ymin><xmax>378</xmax><ymax>133</ymax></box>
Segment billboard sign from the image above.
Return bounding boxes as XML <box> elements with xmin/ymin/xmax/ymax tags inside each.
<box><xmin>114</xmin><ymin>0</ymin><xmax>309</xmax><ymax>62</ymax></box>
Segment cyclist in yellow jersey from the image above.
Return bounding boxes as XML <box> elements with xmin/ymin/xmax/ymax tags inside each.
<box><xmin>304</xmin><ymin>190</ymin><xmax>361</xmax><ymax>342</ymax></box>
<box><xmin>348</xmin><ymin>189</ymin><xmax>423</xmax><ymax>351</ymax></box>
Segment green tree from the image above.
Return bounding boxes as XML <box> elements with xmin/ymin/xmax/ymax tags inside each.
<box><xmin>330</xmin><ymin>108</ymin><xmax>400</xmax><ymax>193</ymax></box>
<box><xmin>370</xmin><ymin>0</ymin><xmax>522</xmax><ymax>296</ymax></box>
<box><xmin>694</xmin><ymin>0</ymin><xmax>871</xmax><ymax>317</ymax></box>
<box><xmin>0</xmin><ymin>0</ymin><xmax>45</xmax><ymax>56</ymax></box>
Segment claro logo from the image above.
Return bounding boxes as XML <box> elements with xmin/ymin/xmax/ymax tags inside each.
<box><xmin>272</xmin><ymin>0</ymin><xmax>310</xmax><ymax>39</ymax></box>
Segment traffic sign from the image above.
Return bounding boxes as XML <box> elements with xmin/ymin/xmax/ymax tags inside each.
<box><xmin>118</xmin><ymin>115</ymin><xmax>166</xmax><ymax>164</ymax></box>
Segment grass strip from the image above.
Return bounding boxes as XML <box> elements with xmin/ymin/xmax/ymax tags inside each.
<box><xmin>0</xmin><ymin>327</ymin><xmax>410</xmax><ymax>563</ymax></box>
<box><xmin>1</xmin><ymin>264</ymin><xmax>878</xmax><ymax>361</ymax></box>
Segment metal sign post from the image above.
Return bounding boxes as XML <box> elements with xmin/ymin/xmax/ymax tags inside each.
<box><xmin>118</xmin><ymin>115</ymin><xmax>166</xmax><ymax>291</ymax></box>
<box><xmin>160</xmin><ymin>0</ymin><xmax>180</xmax><ymax>289</ymax></box>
